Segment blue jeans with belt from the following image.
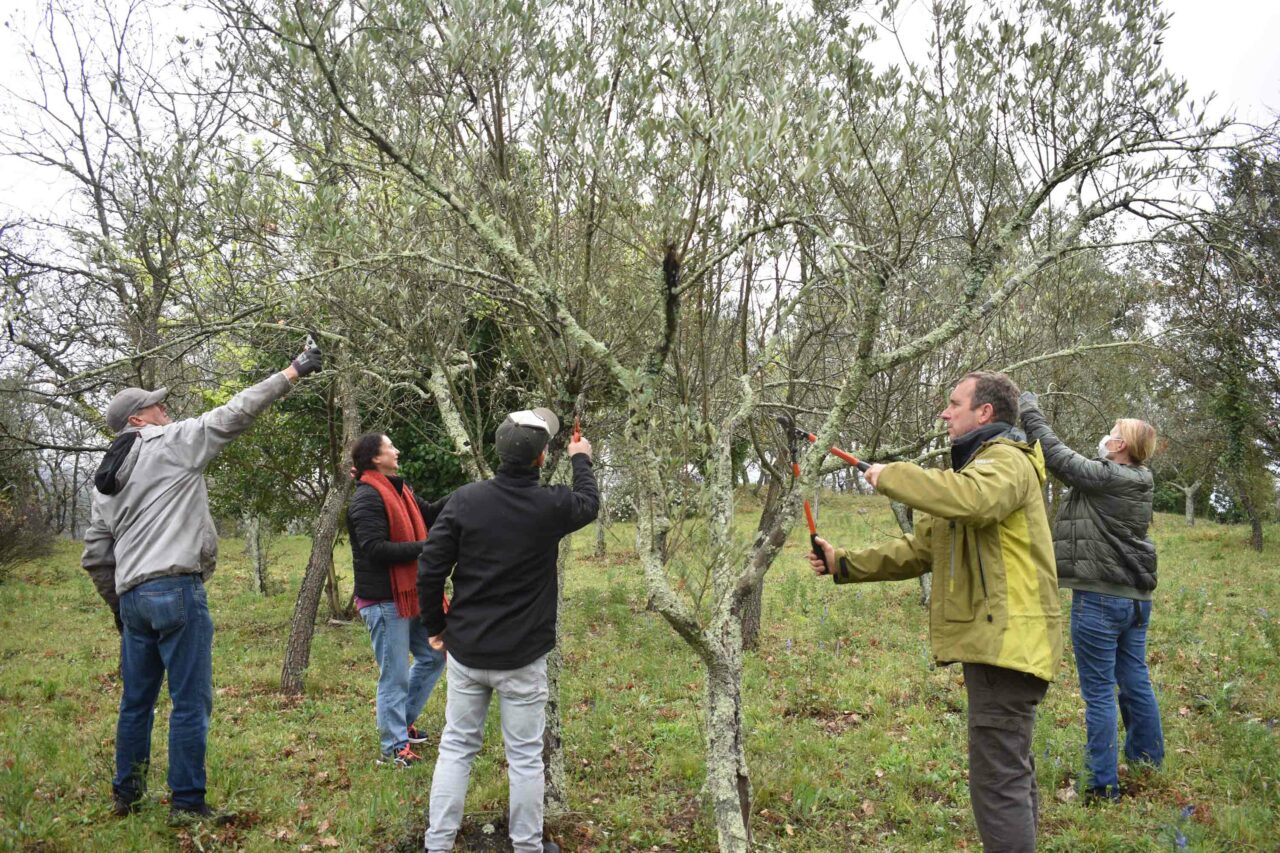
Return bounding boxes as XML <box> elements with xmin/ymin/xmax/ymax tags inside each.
<box><xmin>114</xmin><ymin>574</ymin><xmax>214</xmax><ymax>809</ymax></box>
<box><xmin>1069</xmin><ymin>590</ymin><xmax>1165</xmax><ymax>794</ymax></box>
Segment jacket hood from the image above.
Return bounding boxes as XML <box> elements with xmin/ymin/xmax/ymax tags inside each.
<box><xmin>93</xmin><ymin>428</ymin><xmax>143</xmax><ymax>495</ymax></box>
<box><xmin>991</xmin><ymin>433</ymin><xmax>1047</xmax><ymax>486</ymax></box>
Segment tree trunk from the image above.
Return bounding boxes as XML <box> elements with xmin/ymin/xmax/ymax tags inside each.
<box><xmin>741</xmin><ymin>476</ymin><xmax>782</xmax><ymax>651</ymax></box>
<box><xmin>280</xmin><ymin>477</ymin><xmax>353</xmax><ymax>694</ymax></box>
<box><xmin>1182</xmin><ymin>482</ymin><xmax>1199</xmax><ymax>526</ymax></box>
<box><xmin>323</xmin><ymin>553</ymin><xmax>345</xmax><ymax>619</ymax></box>
<box><xmin>542</xmin><ymin>513</ymin><xmax>569</xmax><ymax>813</ymax></box>
<box><xmin>245</xmin><ymin>513</ymin><xmax>268</xmax><ymax>595</ymax></box>
<box><xmin>1238</xmin><ymin>486</ymin><xmax>1264</xmax><ymax>552</ymax></box>
<box><xmin>705</xmin><ymin>633</ymin><xmax>751</xmax><ymax>853</ymax></box>
<box><xmin>890</xmin><ymin>500</ymin><xmax>929</xmax><ymax>606</ymax></box>
<box><xmin>594</xmin><ymin>503</ymin><xmax>607</xmax><ymax>558</ymax></box>
<box><xmin>281</xmin><ymin>373</ymin><xmax>359</xmax><ymax>695</ymax></box>
<box><xmin>594</xmin><ymin>462</ymin><xmax>607</xmax><ymax>558</ymax></box>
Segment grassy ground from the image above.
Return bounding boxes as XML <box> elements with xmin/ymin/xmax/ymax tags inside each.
<box><xmin>1</xmin><ymin>492</ymin><xmax>1277</xmax><ymax>852</ymax></box>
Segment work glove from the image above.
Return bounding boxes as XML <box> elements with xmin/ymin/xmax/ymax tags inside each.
<box><xmin>290</xmin><ymin>338</ymin><xmax>323</xmax><ymax>377</ymax></box>
<box><xmin>1018</xmin><ymin>390</ymin><xmax>1039</xmax><ymax>412</ymax></box>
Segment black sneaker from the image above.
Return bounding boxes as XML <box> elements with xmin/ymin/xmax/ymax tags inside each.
<box><xmin>168</xmin><ymin>803</ymin><xmax>238</xmax><ymax>827</ymax></box>
<box><xmin>111</xmin><ymin>795</ymin><xmax>140</xmax><ymax>817</ymax></box>
<box><xmin>377</xmin><ymin>744</ymin><xmax>424</xmax><ymax>767</ymax></box>
<box><xmin>1083</xmin><ymin>785</ymin><xmax>1124</xmax><ymax>805</ymax></box>
<box><xmin>406</xmin><ymin>725</ymin><xmax>429</xmax><ymax>744</ymax></box>
<box><xmin>543</xmin><ymin>843</ymin><xmax>561</xmax><ymax>853</ymax></box>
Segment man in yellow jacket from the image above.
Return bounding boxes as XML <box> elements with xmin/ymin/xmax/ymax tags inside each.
<box><xmin>810</xmin><ymin>371</ymin><xmax>1061</xmax><ymax>852</ymax></box>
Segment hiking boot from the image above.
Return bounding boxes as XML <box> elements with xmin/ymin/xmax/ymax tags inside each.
<box><xmin>168</xmin><ymin>803</ymin><xmax>238</xmax><ymax>827</ymax></box>
<box><xmin>1083</xmin><ymin>785</ymin><xmax>1124</xmax><ymax>805</ymax></box>
<box><xmin>377</xmin><ymin>744</ymin><xmax>424</xmax><ymax>767</ymax></box>
<box><xmin>111</xmin><ymin>795</ymin><xmax>140</xmax><ymax>817</ymax></box>
<box><xmin>406</xmin><ymin>725</ymin><xmax>429</xmax><ymax>744</ymax></box>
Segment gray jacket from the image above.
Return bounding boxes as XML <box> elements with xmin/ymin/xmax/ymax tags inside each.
<box><xmin>1020</xmin><ymin>403</ymin><xmax>1157</xmax><ymax>599</ymax></box>
<box><xmin>82</xmin><ymin>372</ymin><xmax>293</xmax><ymax>602</ymax></box>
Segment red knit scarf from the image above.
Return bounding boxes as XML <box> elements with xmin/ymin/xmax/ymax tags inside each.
<box><xmin>357</xmin><ymin>470</ymin><xmax>427</xmax><ymax>618</ymax></box>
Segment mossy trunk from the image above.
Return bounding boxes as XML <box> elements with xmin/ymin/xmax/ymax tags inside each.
<box><xmin>245</xmin><ymin>514</ymin><xmax>267</xmax><ymax>595</ymax></box>
<box><xmin>705</xmin><ymin>634</ymin><xmax>751</xmax><ymax>853</ymax></box>
<box><xmin>543</xmin><ymin>504</ymin><xmax>569</xmax><ymax>813</ymax></box>
<box><xmin>1182</xmin><ymin>482</ymin><xmax>1199</xmax><ymax>527</ymax></box>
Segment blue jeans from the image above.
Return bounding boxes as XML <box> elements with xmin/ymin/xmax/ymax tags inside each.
<box><xmin>114</xmin><ymin>574</ymin><xmax>214</xmax><ymax>810</ymax></box>
<box><xmin>359</xmin><ymin>601</ymin><xmax>446</xmax><ymax>754</ymax></box>
<box><xmin>426</xmin><ymin>654</ymin><xmax>549</xmax><ymax>853</ymax></box>
<box><xmin>1069</xmin><ymin>590</ymin><xmax>1165</xmax><ymax>793</ymax></box>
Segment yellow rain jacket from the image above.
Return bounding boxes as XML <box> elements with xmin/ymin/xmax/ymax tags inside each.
<box><xmin>832</xmin><ymin>435</ymin><xmax>1062</xmax><ymax>682</ymax></box>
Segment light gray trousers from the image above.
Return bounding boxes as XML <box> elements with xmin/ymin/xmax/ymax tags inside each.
<box><xmin>424</xmin><ymin>653</ymin><xmax>549</xmax><ymax>853</ymax></box>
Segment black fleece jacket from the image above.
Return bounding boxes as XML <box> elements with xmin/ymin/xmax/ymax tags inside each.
<box><xmin>347</xmin><ymin>476</ymin><xmax>450</xmax><ymax>602</ymax></box>
<box><xmin>417</xmin><ymin>454</ymin><xmax>599</xmax><ymax>669</ymax></box>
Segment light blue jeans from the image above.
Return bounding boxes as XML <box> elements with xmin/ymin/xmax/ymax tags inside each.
<box><xmin>1070</xmin><ymin>590</ymin><xmax>1165</xmax><ymax>794</ymax></box>
<box><xmin>425</xmin><ymin>654</ymin><xmax>549</xmax><ymax>853</ymax></box>
<box><xmin>359</xmin><ymin>601</ymin><xmax>446</xmax><ymax>755</ymax></box>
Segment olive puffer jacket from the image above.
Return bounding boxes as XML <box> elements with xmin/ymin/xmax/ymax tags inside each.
<box><xmin>1020</xmin><ymin>403</ymin><xmax>1156</xmax><ymax>599</ymax></box>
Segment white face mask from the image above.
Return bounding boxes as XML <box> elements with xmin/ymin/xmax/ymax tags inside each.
<box><xmin>1098</xmin><ymin>435</ymin><xmax>1117</xmax><ymax>459</ymax></box>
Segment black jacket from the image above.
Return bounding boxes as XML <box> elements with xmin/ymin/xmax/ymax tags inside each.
<box><xmin>418</xmin><ymin>454</ymin><xmax>599</xmax><ymax>669</ymax></box>
<box><xmin>347</xmin><ymin>477</ymin><xmax>450</xmax><ymax>602</ymax></box>
<box><xmin>1021</xmin><ymin>404</ymin><xmax>1157</xmax><ymax>599</ymax></box>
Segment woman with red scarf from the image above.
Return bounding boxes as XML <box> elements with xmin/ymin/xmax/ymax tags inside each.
<box><xmin>347</xmin><ymin>433</ymin><xmax>451</xmax><ymax>767</ymax></box>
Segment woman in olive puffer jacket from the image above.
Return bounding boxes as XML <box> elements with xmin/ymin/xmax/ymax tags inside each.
<box><xmin>1020</xmin><ymin>394</ymin><xmax>1164</xmax><ymax>802</ymax></box>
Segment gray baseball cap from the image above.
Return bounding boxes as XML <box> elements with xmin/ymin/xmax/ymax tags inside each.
<box><xmin>105</xmin><ymin>386</ymin><xmax>168</xmax><ymax>432</ymax></box>
<box><xmin>495</xmin><ymin>408</ymin><xmax>560</xmax><ymax>466</ymax></box>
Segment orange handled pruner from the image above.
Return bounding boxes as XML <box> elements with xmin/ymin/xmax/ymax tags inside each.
<box><xmin>786</xmin><ymin>423</ymin><xmax>871</xmax><ymax>473</ymax></box>
<box><xmin>777</xmin><ymin>415</ymin><xmax>828</xmax><ymax>573</ymax></box>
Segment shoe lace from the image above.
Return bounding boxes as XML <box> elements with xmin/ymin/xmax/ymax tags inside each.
<box><xmin>397</xmin><ymin>745</ymin><xmax>422</xmax><ymax>760</ymax></box>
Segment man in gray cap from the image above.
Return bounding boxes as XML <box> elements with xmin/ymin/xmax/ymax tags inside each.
<box><xmin>83</xmin><ymin>338</ymin><xmax>321</xmax><ymax>823</ymax></box>
<box><xmin>419</xmin><ymin>408</ymin><xmax>597</xmax><ymax>853</ymax></box>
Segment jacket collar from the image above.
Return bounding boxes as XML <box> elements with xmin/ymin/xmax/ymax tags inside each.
<box><xmin>496</xmin><ymin>462</ymin><xmax>542</xmax><ymax>486</ymax></box>
<box><xmin>950</xmin><ymin>422</ymin><xmax>1024</xmax><ymax>470</ymax></box>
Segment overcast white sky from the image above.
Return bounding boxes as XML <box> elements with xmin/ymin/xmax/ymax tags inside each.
<box><xmin>1</xmin><ymin>0</ymin><xmax>1278</xmax><ymax>222</ymax></box>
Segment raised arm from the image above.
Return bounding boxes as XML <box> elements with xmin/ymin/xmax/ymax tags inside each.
<box><xmin>166</xmin><ymin>340</ymin><xmax>320</xmax><ymax>470</ymax></box>
<box><xmin>556</xmin><ymin>447</ymin><xmax>600</xmax><ymax>536</ymax></box>
<box><xmin>873</xmin><ymin>448</ymin><xmax>1028</xmax><ymax>527</ymax></box>
<box><xmin>1020</xmin><ymin>400</ymin><xmax>1118</xmax><ymax>492</ymax></box>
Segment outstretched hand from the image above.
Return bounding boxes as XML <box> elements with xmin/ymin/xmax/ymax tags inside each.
<box><xmin>289</xmin><ymin>337</ymin><xmax>323</xmax><ymax>379</ymax></box>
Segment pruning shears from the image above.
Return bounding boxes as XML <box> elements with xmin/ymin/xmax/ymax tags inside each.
<box><xmin>778</xmin><ymin>415</ymin><xmax>829</xmax><ymax>574</ymax></box>
<box><xmin>573</xmin><ymin>416</ymin><xmax>581</xmax><ymax>442</ymax></box>
<box><xmin>784</xmin><ymin>423</ymin><xmax>871</xmax><ymax>473</ymax></box>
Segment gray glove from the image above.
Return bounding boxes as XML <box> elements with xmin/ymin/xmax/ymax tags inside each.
<box><xmin>1018</xmin><ymin>390</ymin><xmax>1038</xmax><ymax>412</ymax></box>
<box><xmin>290</xmin><ymin>339</ymin><xmax>323</xmax><ymax>377</ymax></box>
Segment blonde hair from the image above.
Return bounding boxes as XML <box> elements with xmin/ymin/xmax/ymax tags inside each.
<box><xmin>1115</xmin><ymin>418</ymin><xmax>1156</xmax><ymax>465</ymax></box>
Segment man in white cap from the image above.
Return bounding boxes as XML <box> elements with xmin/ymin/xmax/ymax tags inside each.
<box><xmin>83</xmin><ymin>338</ymin><xmax>321</xmax><ymax>823</ymax></box>
<box><xmin>418</xmin><ymin>408</ymin><xmax>597</xmax><ymax>853</ymax></box>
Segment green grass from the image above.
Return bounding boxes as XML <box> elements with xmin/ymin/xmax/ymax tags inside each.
<box><xmin>1</xmin><ymin>494</ymin><xmax>1278</xmax><ymax>851</ymax></box>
